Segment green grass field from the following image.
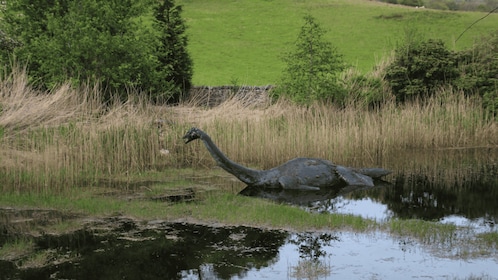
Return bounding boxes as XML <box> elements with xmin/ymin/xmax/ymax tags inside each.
<box><xmin>178</xmin><ymin>0</ymin><xmax>498</xmax><ymax>85</ymax></box>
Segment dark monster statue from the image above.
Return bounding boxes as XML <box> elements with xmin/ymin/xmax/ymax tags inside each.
<box><xmin>183</xmin><ymin>127</ymin><xmax>391</xmax><ymax>191</ymax></box>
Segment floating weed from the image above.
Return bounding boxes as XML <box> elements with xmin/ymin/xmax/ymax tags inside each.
<box><xmin>171</xmin><ymin>191</ymin><xmax>379</xmax><ymax>231</ymax></box>
<box><xmin>467</xmin><ymin>231</ymin><xmax>498</xmax><ymax>257</ymax></box>
<box><xmin>43</xmin><ymin>219</ymin><xmax>85</xmax><ymax>235</ymax></box>
<box><xmin>459</xmin><ymin>274</ymin><xmax>497</xmax><ymax>280</ymax></box>
<box><xmin>384</xmin><ymin>218</ymin><xmax>498</xmax><ymax>258</ymax></box>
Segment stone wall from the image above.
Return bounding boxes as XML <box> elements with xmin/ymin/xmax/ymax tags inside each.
<box><xmin>187</xmin><ymin>85</ymin><xmax>273</xmax><ymax>107</ymax></box>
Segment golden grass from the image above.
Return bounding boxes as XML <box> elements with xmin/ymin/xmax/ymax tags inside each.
<box><xmin>0</xmin><ymin>67</ymin><xmax>496</xmax><ymax>193</ymax></box>
<box><xmin>0</xmin><ymin>68</ymin><xmax>170</xmax><ymax>192</ymax></box>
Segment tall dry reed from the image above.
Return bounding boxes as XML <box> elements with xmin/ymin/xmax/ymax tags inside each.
<box><xmin>177</xmin><ymin>89</ymin><xmax>497</xmax><ymax>171</ymax></box>
<box><xmin>0</xmin><ymin>67</ymin><xmax>170</xmax><ymax>193</ymax></box>
<box><xmin>1</xmin><ymin>67</ymin><xmax>496</xmax><ymax>193</ymax></box>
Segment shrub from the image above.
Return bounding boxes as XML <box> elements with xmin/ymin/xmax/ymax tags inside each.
<box><xmin>0</xmin><ymin>0</ymin><xmax>192</xmax><ymax>103</ymax></box>
<box><xmin>342</xmin><ymin>69</ymin><xmax>392</xmax><ymax>108</ymax></box>
<box><xmin>455</xmin><ymin>31</ymin><xmax>498</xmax><ymax>116</ymax></box>
<box><xmin>384</xmin><ymin>39</ymin><xmax>459</xmax><ymax>102</ymax></box>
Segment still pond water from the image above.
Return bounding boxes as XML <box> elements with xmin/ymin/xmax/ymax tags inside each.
<box><xmin>1</xmin><ymin>148</ymin><xmax>497</xmax><ymax>279</ymax></box>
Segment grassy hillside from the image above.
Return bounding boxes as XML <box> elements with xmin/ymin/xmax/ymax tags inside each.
<box><xmin>178</xmin><ymin>0</ymin><xmax>498</xmax><ymax>85</ymax></box>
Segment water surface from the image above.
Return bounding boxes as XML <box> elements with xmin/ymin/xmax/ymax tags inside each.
<box><xmin>1</xmin><ymin>219</ymin><xmax>496</xmax><ymax>279</ymax></box>
<box><xmin>243</xmin><ymin>148</ymin><xmax>498</xmax><ymax>231</ymax></box>
<box><xmin>1</xmin><ymin>148</ymin><xmax>497</xmax><ymax>279</ymax></box>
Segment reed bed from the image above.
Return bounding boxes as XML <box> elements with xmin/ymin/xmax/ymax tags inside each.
<box><xmin>0</xmin><ymin>68</ymin><xmax>169</xmax><ymax>192</ymax></box>
<box><xmin>1</xmin><ymin>68</ymin><xmax>497</xmax><ymax>193</ymax></box>
<box><xmin>180</xmin><ymin>90</ymin><xmax>497</xmax><ymax>170</ymax></box>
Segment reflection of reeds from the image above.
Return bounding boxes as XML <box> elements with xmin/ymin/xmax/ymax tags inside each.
<box><xmin>289</xmin><ymin>259</ymin><xmax>331</xmax><ymax>280</ymax></box>
<box><xmin>1</xmin><ymin>68</ymin><xmax>497</xmax><ymax>193</ymax></box>
<box><xmin>386</xmin><ymin>148</ymin><xmax>497</xmax><ymax>189</ymax></box>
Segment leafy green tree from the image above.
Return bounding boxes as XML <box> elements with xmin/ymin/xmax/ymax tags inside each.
<box><xmin>0</xmin><ymin>28</ymin><xmax>20</xmax><ymax>64</ymax></box>
<box><xmin>1</xmin><ymin>0</ymin><xmax>192</xmax><ymax>102</ymax></box>
<box><xmin>154</xmin><ymin>0</ymin><xmax>193</xmax><ymax>103</ymax></box>
<box><xmin>274</xmin><ymin>15</ymin><xmax>345</xmax><ymax>104</ymax></box>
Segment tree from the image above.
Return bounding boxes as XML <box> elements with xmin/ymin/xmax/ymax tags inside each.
<box><xmin>274</xmin><ymin>15</ymin><xmax>345</xmax><ymax>104</ymax></box>
<box><xmin>154</xmin><ymin>0</ymin><xmax>193</xmax><ymax>103</ymax></box>
<box><xmin>1</xmin><ymin>0</ymin><xmax>192</xmax><ymax>103</ymax></box>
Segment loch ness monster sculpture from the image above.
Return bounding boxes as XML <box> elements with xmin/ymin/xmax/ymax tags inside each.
<box><xmin>183</xmin><ymin>127</ymin><xmax>391</xmax><ymax>190</ymax></box>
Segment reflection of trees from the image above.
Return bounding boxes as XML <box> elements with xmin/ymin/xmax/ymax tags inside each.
<box><xmin>289</xmin><ymin>232</ymin><xmax>337</xmax><ymax>279</ymax></box>
<box><xmin>289</xmin><ymin>232</ymin><xmax>338</xmax><ymax>260</ymax></box>
<box><xmin>22</xmin><ymin>222</ymin><xmax>288</xmax><ymax>280</ymax></box>
<box><xmin>241</xmin><ymin>158</ymin><xmax>498</xmax><ymax>225</ymax></box>
<box><xmin>363</xmin><ymin>164</ymin><xmax>498</xmax><ymax>222</ymax></box>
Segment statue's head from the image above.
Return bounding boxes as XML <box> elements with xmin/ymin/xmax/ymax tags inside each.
<box><xmin>183</xmin><ymin>127</ymin><xmax>202</xmax><ymax>144</ymax></box>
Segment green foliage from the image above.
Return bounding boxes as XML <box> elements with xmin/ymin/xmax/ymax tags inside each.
<box><xmin>398</xmin><ymin>0</ymin><xmax>424</xmax><ymax>7</ymax></box>
<box><xmin>274</xmin><ymin>15</ymin><xmax>345</xmax><ymax>104</ymax></box>
<box><xmin>385</xmin><ymin>39</ymin><xmax>459</xmax><ymax>102</ymax></box>
<box><xmin>1</xmin><ymin>0</ymin><xmax>192</xmax><ymax>102</ymax></box>
<box><xmin>154</xmin><ymin>1</ymin><xmax>193</xmax><ymax>103</ymax></box>
<box><xmin>0</xmin><ymin>30</ymin><xmax>20</xmax><ymax>61</ymax></box>
<box><xmin>384</xmin><ymin>30</ymin><xmax>498</xmax><ymax>115</ymax></box>
<box><xmin>455</xmin><ymin>31</ymin><xmax>498</xmax><ymax>116</ymax></box>
<box><xmin>343</xmin><ymin>71</ymin><xmax>390</xmax><ymax>108</ymax></box>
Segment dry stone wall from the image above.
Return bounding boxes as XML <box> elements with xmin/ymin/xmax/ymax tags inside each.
<box><xmin>187</xmin><ymin>85</ymin><xmax>273</xmax><ymax>107</ymax></box>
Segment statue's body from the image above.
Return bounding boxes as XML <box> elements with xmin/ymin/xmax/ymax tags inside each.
<box><xmin>183</xmin><ymin>128</ymin><xmax>391</xmax><ymax>191</ymax></box>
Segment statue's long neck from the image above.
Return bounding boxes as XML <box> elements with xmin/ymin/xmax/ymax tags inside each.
<box><xmin>199</xmin><ymin>132</ymin><xmax>262</xmax><ymax>185</ymax></box>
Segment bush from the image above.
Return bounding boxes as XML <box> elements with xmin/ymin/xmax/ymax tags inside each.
<box><xmin>384</xmin><ymin>31</ymin><xmax>498</xmax><ymax>116</ymax></box>
<box><xmin>384</xmin><ymin>39</ymin><xmax>459</xmax><ymax>102</ymax></box>
<box><xmin>455</xmin><ymin>31</ymin><xmax>498</xmax><ymax>116</ymax></box>
<box><xmin>274</xmin><ymin>15</ymin><xmax>345</xmax><ymax>105</ymax></box>
<box><xmin>0</xmin><ymin>0</ymin><xmax>192</xmax><ymax>103</ymax></box>
<box><xmin>398</xmin><ymin>0</ymin><xmax>424</xmax><ymax>7</ymax></box>
<box><xmin>342</xmin><ymin>69</ymin><xmax>392</xmax><ymax>108</ymax></box>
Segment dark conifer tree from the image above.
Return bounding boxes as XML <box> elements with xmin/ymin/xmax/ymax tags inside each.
<box><xmin>154</xmin><ymin>0</ymin><xmax>193</xmax><ymax>103</ymax></box>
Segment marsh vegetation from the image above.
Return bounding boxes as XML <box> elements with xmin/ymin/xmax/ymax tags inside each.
<box><xmin>1</xmin><ymin>66</ymin><xmax>496</xmax><ymax>189</ymax></box>
<box><xmin>1</xmin><ymin>0</ymin><xmax>497</xmax><ymax>278</ymax></box>
<box><xmin>0</xmin><ymin>67</ymin><xmax>498</xmax><ymax>278</ymax></box>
